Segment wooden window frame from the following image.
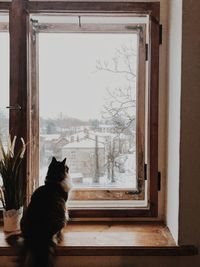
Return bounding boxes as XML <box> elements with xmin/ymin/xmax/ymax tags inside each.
<box><xmin>30</xmin><ymin>19</ymin><xmax>146</xmax><ymax>200</ymax></box>
<box><xmin>1</xmin><ymin>1</ymin><xmax>160</xmax><ymax>218</ymax></box>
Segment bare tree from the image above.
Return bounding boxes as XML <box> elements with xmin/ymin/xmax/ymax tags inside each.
<box><xmin>104</xmin><ymin>138</ymin><xmax>121</xmax><ymax>183</ymax></box>
<box><xmin>93</xmin><ymin>135</ymin><xmax>100</xmax><ymax>183</ymax></box>
<box><xmin>96</xmin><ymin>44</ymin><xmax>137</xmax><ymax>134</ymax></box>
<box><xmin>96</xmin><ymin>44</ymin><xmax>136</xmax><ymax>82</ymax></box>
<box><xmin>96</xmin><ymin>44</ymin><xmax>137</xmax><ymax>183</ymax></box>
<box><xmin>102</xmin><ymin>85</ymin><xmax>136</xmax><ymax>134</ymax></box>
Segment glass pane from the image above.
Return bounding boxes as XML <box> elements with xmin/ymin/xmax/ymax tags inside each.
<box><xmin>39</xmin><ymin>33</ymin><xmax>137</xmax><ymax>189</ymax></box>
<box><xmin>0</xmin><ymin>32</ymin><xmax>9</xmax><ymax>138</ymax></box>
<box><xmin>0</xmin><ymin>30</ymin><xmax>9</xmax><ymax>203</ymax></box>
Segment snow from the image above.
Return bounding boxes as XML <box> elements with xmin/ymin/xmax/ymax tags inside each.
<box><xmin>40</xmin><ymin>134</ymin><xmax>60</xmax><ymax>141</ymax></box>
<box><xmin>69</xmin><ymin>153</ymin><xmax>136</xmax><ymax>189</ymax></box>
<box><xmin>63</xmin><ymin>139</ymin><xmax>105</xmax><ymax>149</ymax></box>
<box><xmin>39</xmin><ymin>153</ymin><xmax>136</xmax><ymax>188</ymax></box>
<box><xmin>70</xmin><ymin>173</ymin><xmax>83</xmax><ymax>179</ymax></box>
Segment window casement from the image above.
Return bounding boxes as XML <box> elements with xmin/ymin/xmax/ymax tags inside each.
<box><xmin>0</xmin><ymin>13</ymin><xmax>9</xmax><ymax>209</ymax></box>
<box><xmin>1</xmin><ymin>1</ymin><xmax>160</xmax><ymax>218</ymax></box>
<box><xmin>0</xmin><ymin>14</ymin><xmax>9</xmax><ymax>141</ymax></box>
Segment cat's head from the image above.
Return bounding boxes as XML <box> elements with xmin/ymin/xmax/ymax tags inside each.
<box><xmin>45</xmin><ymin>157</ymin><xmax>69</xmax><ymax>183</ymax></box>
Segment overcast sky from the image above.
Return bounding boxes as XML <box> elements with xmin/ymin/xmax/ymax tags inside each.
<box><xmin>0</xmin><ymin>32</ymin><xmax>9</xmax><ymax>111</ymax></box>
<box><xmin>0</xmin><ymin>32</ymin><xmax>137</xmax><ymax>121</ymax></box>
<box><xmin>39</xmin><ymin>33</ymin><xmax>137</xmax><ymax>121</ymax></box>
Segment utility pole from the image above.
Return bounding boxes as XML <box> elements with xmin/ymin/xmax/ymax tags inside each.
<box><xmin>94</xmin><ymin>135</ymin><xmax>100</xmax><ymax>183</ymax></box>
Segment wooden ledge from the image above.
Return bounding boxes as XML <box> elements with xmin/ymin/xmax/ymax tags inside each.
<box><xmin>0</xmin><ymin>222</ymin><xmax>198</xmax><ymax>256</ymax></box>
<box><xmin>57</xmin><ymin>245</ymin><xmax>197</xmax><ymax>256</ymax></box>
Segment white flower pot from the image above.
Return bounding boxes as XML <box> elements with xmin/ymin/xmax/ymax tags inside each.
<box><xmin>3</xmin><ymin>207</ymin><xmax>23</xmax><ymax>232</ymax></box>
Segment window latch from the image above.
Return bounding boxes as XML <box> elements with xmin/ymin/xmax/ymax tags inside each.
<box><xmin>159</xmin><ymin>24</ymin><xmax>163</xmax><ymax>45</ymax></box>
<box><xmin>144</xmin><ymin>163</ymin><xmax>147</xmax><ymax>180</ymax></box>
<box><xmin>157</xmin><ymin>171</ymin><xmax>161</xmax><ymax>191</ymax></box>
<box><xmin>6</xmin><ymin>104</ymin><xmax>22</xmax><ymax>111</ymax></box>
<box><xmin>145</xmin><ymin>44</ymin><xmax>148</xmax><ymax>61</ymax></box>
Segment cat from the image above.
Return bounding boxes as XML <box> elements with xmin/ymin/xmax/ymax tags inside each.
<box><xmin>7</xmin><ymin>157</ymin><xmax>71</xmax><ymax>267</ymax></box>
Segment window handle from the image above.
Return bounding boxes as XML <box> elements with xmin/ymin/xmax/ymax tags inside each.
<box><xmin>6</xmin><ymin>104</ymin><xmax>22</xmax><ymax>111</ymax></box>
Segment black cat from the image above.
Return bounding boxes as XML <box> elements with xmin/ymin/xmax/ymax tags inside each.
<box><xmin>8</xmin><ymin>157</ymin><xmax>71</xmax><ymax>267</ymax></box>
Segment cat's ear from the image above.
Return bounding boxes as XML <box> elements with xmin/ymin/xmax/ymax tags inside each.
<box><xmin>62</xmin><ymin>158</ymin><xmax>66</xmax><ymax>165</ymax></box>
<box><xmin>52</xmin><ymin>157</ymin><xmax>57</xmax><ymax>163</ymax></box>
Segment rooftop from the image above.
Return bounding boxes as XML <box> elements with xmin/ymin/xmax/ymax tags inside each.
<box><xmin>63</xmin><ymin>139</ymin><xmax>105</xmax><ymax>149</ymax></box>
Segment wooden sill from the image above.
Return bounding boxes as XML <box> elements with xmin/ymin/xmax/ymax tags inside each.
<box><xmin>0</xmin><ymin>222</ymin><xmax>198</xmax><ymax>256</ymax></box>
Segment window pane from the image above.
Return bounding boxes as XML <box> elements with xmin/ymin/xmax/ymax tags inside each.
<box><xmin>0</xmin><ymin>32</ymin><xmax>9</xmax><ymax>138</ymax></box>
<box><xmin>0</xmin><ymin>29</ymin><xmax>9</xmax><ymax>204</ymax></box>
<box><xmin>39</xmin><ymin>33</ymin><xmax>137</xmax><ymax>189</ymax></box>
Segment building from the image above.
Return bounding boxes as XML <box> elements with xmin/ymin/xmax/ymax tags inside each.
<box><xmin>62</xmin><ymin>138</ymin><xmax>105</xmax><ymax>180</ymax></box>
<box><xmin>40</xmin><ymin>134</ymin><xmax>69</xmax><ymax>166</ymax></box>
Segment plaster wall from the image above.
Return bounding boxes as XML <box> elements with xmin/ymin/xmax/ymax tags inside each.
<box><xmin>166</xmin><ymin>0</ymin><xmax>182</xmax><ymax>242</ymax></box>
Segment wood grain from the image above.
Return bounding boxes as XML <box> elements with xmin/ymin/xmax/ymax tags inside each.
<box><xmin>29</xmin><ymin>20</ymin><xmax>40</xmax><ymax>193</ymax></box>
<box><xmin>148</xmin><ymin>9</ymin><xmax>160</xmax><ymax>216</ymax></box>
<box><xmin>9</xmin><ymin>0</ymin><xmax>29</xmax><ymax>207</ymax></box>
<box><xmin>136</xmin><ymin>24</ymin><xmax>146</xmax><ymax>195</ymax></box>
<box><xmin>0</xmin><ymin>222</ymin><xmax>198</xmax><ymax>256</ymax></box>
<box><xmin>28</xmin><ymin>2</ymin><xmax>160</xmax><ymax>19</ymax></box>
<box><xmin>0</xmin><ymin>2</ymin><xmax>10</xmax><ymax>10</ymax></box>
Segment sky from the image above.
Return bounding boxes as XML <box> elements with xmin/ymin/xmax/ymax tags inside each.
<box><xmin>39</xmin><ymin>33</ymin><xmax>137</xmax><ymax>121</ymax></box>
<box><xmin>0</xmin><ymin>32</ymin><xmax>137</xmax><ymax>122</ymax></box>
<box><xmin>0</xmin><ymin>32</ymin><xmax>9</xmax><ymax>111</ymax></box>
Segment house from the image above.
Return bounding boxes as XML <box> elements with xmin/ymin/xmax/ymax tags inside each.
<box><xmin>40</xmin><ymin>134</ymin><xmax>69</xmax><ymax>166</ymax></box>
<box><xmin>62</xmin><ymin>138</ymin><xmax>105</xmax><ymax>180</ymax></box>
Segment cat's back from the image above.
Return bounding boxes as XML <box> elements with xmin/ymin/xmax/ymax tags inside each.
<box><xmin>27</xmin><ymin>183</ymin><xmax>66</xmax><ymax>214</ymax></box>
<box><xmin>21</xmin><ymin>183</ymin><xmax>66</xmax><ymax>237</ymax></box>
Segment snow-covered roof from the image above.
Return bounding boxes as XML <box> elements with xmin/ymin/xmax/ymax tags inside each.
<box><xmin>40</xmin><ymin>134</ymin><xmax>60</xmax><ymax>141</ymax></box>
<box><xmin>69</xmin><ymin>131</ymin><xmax>86</xmax><ymax>140</ymax></box>
<box><xmin>89</xmin><ymin>131</ymin><xmax>130</xmax><ymax>140</ymax></box>
<box><xmin>89</xmin><ymin>131</ymin><xmax>116</xmax><ymax>138</ymax></box>
<box><xmin>63</xmin><ymin>139</ymin><xmax>104</xmax><ymax>149</ymax></box>
<box><xmin>70</xmin><ymin>173</ymin><xmax>83</xmax><ymax>179</ymax></box>
<box><xmin>98</xmin><ymin>124</ymin><xmax>115</xmax><ymax>128</ymax></box>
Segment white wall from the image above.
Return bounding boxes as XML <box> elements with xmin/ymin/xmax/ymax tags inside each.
<box><xmin>166</xmin><ymin>0</ymin><xmax>182</xmax><ymax>243</ymax></box>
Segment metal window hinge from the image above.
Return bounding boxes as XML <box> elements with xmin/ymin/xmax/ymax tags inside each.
<box><xmin>144</xmin><ymin>163</ymin><xmax>147</xmax><ymax>180</ymax></box>
<box><xmin>30</xmin><ymin>19</ymin><xmax>39</xmax><ymax>43</ymax></box>
<box><xmin>159</xmin><ymin>24</ymin><xmax>163</xmax><ymax>45</ymax></box>
<box><xmin>145</xmin><ymin>44</ymin><xmax>148</xmax><ymax>61</ymax></box>
<box><xmin>126</xmin><ymin>25</ymin><xmax>144</xmax><ymax>43</ymax></box>
<box><xmin>126</xmin><ymin>189</ymin><xmax>141</xmax><ymax>195</ymax></box>
<box><xmin>157</xmin><ymin>171</ymin><xmax>161</xmax><ymax>191</ymax></box>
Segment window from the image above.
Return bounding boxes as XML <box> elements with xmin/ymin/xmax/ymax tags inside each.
<box><xmin>0</xmin><ymin>15</ymin><xmax>9</xmax><ymax>141</ymax></box>
<box><xmin>0</xmin><ymin>14</ymin><xmax>9</xmax><ymax>199</ymax></box>
<box><xmin>3</xmin><ymin>2</ymin><xmax>160</xmax><ymax>218</ymax></box>
<box><xmin>30</xmin><ymin>15</ymin><xmax>147</xmax><ymax>205</ymax></box>
<box><xmin>37</xmin><ymin>23</ymin><xmax>142</xmax><ymax>191</ymax></box>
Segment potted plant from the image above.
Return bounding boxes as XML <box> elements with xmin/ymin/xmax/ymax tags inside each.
<box><xmin>0</xmin><ymin>135</ymin><xmax>26</xmax><ymax>232</ymax></box>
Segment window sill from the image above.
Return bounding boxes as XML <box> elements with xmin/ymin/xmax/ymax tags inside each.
<box><xmin>0</xmin><ymin>222</ymin><xmax>198</xmax><ymax>256</ymax></box>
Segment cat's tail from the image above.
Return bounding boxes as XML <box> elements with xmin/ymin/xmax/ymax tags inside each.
<box><xmin>22</xmin><ymin>239</ymin><xmax>56</xmax><ymax>267</ymax></box>
<box><xmin>6</xmin><ymin>234</ymin><xmax>56</xmax><ymax>267</ymax></box>
<box><xmin>6</xmin><ymin>233</ymin><xmax>24</xmax><ymax>267</ymax></box>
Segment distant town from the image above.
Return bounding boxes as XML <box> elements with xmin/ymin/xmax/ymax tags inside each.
<box><xmin>0</xmin><ymin>110</ymin><xmax>136</xmax><ymax>189</ymax></box>
<box><xmin>40</xmin><ymin>116</ymin><xmax>136</xmax><ymax>189</ymax></box>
